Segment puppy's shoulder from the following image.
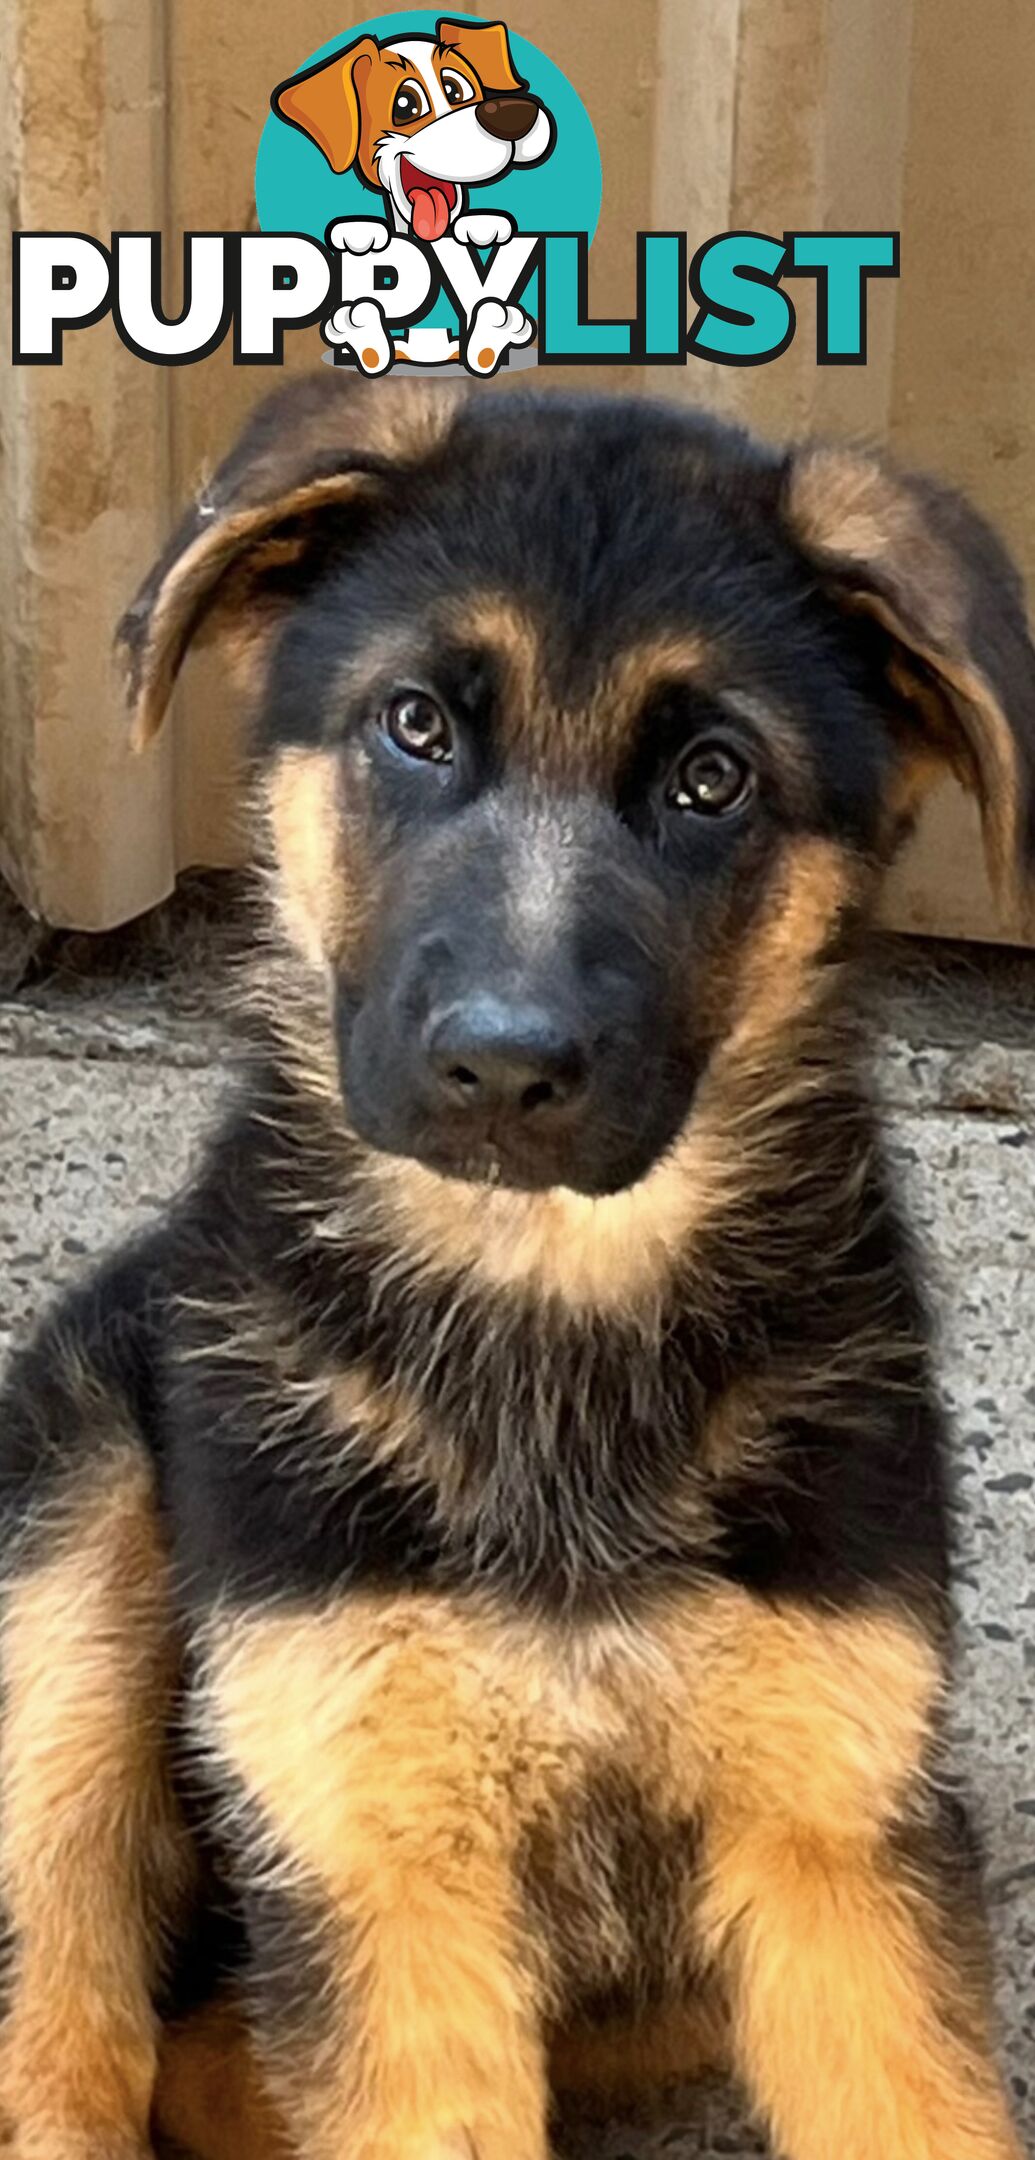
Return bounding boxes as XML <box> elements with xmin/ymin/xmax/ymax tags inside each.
<box><xmin>0</xmin><ymin>1218</ymin><xmax>179</xmax><ymax>1536</ymax></box>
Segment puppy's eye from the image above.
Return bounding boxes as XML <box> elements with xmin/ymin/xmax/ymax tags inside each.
<box><xmin>392</xmin><ymin>80</ymin><xmax>429</xmax><ymax>125</ymax></box>
<box><xmin>381</xmin><ymin>692</ymin><xmax>453</xmax><ymax>764</ymax></box>
<box><xmin>441</xmin><ymin>70</ymin><xmax>475</xmax><ymax>106</ymax></box>
<box><xmin>667</xmin><ymin>738</ymin><xmax>754</xmax><ymax>818</ymax></box>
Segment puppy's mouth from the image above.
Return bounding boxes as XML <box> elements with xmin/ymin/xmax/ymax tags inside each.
<box><xmin>399</xmin><ymin>156</ymin><xmax>459</xmax><ymax>241</ymax></box>
<box><xmin>395</xmin><ymin>1117</ymin><xmax>672</xmax><ymax>1201</ymax></box>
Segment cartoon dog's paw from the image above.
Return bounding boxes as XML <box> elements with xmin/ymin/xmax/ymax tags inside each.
<box><xmin>465</xmin><ymin>298</ymin><xmax>534</xmax><ymax>376</ymax></box>
<box><xmin>324</xmin><ymin>299</ymin><xmax>393</xmax><ymax>375</ymax></box>
<box><xmin>327</xmin><ymin>218</ymin><xmax>390</xmax><ymax>254</ymax></box>
<box><xmin>453</xmin><ymin>211</ymin><xmax>515</xmax><ymax>249</ymax></box>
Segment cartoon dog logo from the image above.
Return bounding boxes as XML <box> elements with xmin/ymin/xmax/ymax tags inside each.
<box><xmin>271</xmin><ymin>17</ymin><xmax>555</xmax><ymax>374</ymax></box>
<box><xmin>272</xmin><ymin>18</ymin><xmax>554</xmax><ymax>237</ymax></box>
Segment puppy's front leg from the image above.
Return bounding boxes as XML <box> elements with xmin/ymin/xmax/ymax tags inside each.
<box><xmin>692</xmin><ymin>1597</ymin><xmax>1023</xmax><ymax>2160</ymax></box>
<box><xmin>198</xmin><ymin>1599</ymin><xmax>550</xmax><ymax>2160</ymax></box>
<box><xmin>705</xmin><ymin>1805</ymin><xmax>1023</xmax><ymax>2160</ymax></box>
<box><xmin>0</xmin><ymin>1451</ymin><xmax>192</xmax><ymax>2160</ymax></box>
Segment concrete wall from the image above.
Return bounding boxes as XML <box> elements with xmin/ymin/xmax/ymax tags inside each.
<box><xmin>3</xmin><ymin>0</ymin><xmax>1033</xmax><ymax>935</ymax></box>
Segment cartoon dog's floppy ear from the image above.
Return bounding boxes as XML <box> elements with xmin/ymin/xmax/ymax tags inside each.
<box><xmin>271</xmin><ymin>35</ymin><xmax>379</xmax><ymax>175</ymax></box>
<box><xmin>436</xmin><ymin>16</ymin><xmax>526</xmax><ymax>95</ymax></box>
<box><xmin>117</xmin><ymin>375</ymin><xmax>464</xmax><ymax>748</ymax></box>
<box><xmin>784</xmin><ymin>445</ymin><xmax>1035</xmax><ymax>905</ymax></box>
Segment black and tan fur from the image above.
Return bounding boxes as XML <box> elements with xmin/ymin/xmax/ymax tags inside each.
<box><xmin>1</xmin><ymin>377</ymin><xmax>1032</xmax><ymax>2160</ymax></box>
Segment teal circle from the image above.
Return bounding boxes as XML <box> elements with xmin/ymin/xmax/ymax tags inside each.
<box><xmin>255</xmin><ymin>13</ymin><xmax>601</xmax><ymax>338</ymax></box>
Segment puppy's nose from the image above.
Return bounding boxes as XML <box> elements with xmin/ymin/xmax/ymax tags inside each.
<box><xmin>475</xmin><ymin>95</ymin><xmax>540</xmax><ymax>142</ymax></box>
<box><xmin>425</xmin><ymin>994</ymin><xmax>587</xmax><ymax>1116</ymax></box>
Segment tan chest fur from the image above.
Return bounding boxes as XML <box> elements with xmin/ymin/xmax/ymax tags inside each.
<box><xmin>202</xmin><ymin>1581</ymin><xmax>939</xmax><ymax>2015</ymax></box>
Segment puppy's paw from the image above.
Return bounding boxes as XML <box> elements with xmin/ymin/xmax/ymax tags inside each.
<box><xmin>327</xmin><ymin>218</ymin><xmax>390</xmax><ymax>254</ymax></box>
<box><xmin>453</xmin><ymin>211</ymin><xmax>515</xmax><ymax>249</ymax></box>
<box><xmin>323</xmin><ymin>299</ymin><xmax>394</xmax><ymax>375</ymax></box>
<box><xmin>464</xmin><ymin>298</ymin><xmax>534</xmax><ymax>376</ymax></box>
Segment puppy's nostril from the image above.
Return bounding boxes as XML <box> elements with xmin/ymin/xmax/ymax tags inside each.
<box><xmin>521</xmin><ymin>1079</ymin><xmax>557</xmax><ymax>1112</ymax></box>
<box><xmin>449</xmin><ymin>1064</ymin><xmax>480</xmax><ymax>1091</ymax></box>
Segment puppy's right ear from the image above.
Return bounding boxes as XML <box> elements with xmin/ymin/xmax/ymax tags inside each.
<box><xmin>117</xmin><ymin>374</ymin><xmax>462</xmax><ymax>748</ymax></box>
<box><xmin>784</xmin><ymin>444</ymin><xmax>1035</xmax><ymax>911</ymax></box>
<box><xmin>271</xmin><ymin>35</ymin><xmax>379</xmax><ymax>175</ymax></box>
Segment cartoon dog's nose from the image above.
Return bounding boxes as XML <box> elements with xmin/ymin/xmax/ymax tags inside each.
<box><xmin>476</xmin><ymin>95</ymin><xmax>540</xmax><ymax>142</ymax></box>
<box><xmin>424</xmin><ymin>994</ymin><xmax>587</xmax><ymax>1118</ymax></box>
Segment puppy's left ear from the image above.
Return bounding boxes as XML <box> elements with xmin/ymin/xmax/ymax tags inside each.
<box><xmin>784</xmin><ymin>445</ymin><xmax>1035</xmax><ymax>906</ymax></box>
<box><xmin>117</xmin><ymin>374</ymin><xmax>463</xmax><ymax>748</ymax></box>
<box><xmin>436</xmin><ymin>16</ymin><xmax>526</xmax><ymax>94</ymax></box>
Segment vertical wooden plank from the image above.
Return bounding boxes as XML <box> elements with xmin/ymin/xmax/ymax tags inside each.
<box><xmin>881</xmin><ymin>0</ymin><xmax>1034</xmax><ymax>940</ymax></box>
<box><xmin>654</xmin><ymin>0</ymin><xmax>911</xmax><ymax>438</ymax></box>
<box><xmin>651</xmin><ymin>0</ymin><xmax>743</xmax><ymax>283</ymax></box>
<box><xmin>813</xmin><ymin>0</ymin><xmax>913</xmax><ymax>436</ymax></box>
<box><xmin>0</xmin><ymin>0</ymin><xmax>34</xmax><ymax>893</ymax></box>
<box><xmin>1</xmin><ymin>0</ymin><xmax>174</xmax><ymax>927</ymax></box>
<box><xmin>503</xmin><ymin>0</ymin><xmax>658</xmax><ymax>393</ymax></box>
<box><xmin>889</xmin><ymin>0</ymin><xmax>1035</xmax><ymax>557</ymax></box>
<box><xmin>162</xmin><ymin>1</ymin><xmax>340</xmax><ymax>877</ymax></box>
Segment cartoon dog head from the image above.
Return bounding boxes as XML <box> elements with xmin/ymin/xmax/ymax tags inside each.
<box><xmin>272</xmin><ymin>17</ymin><xmax>555</xmax><ymax>240</ymax></box>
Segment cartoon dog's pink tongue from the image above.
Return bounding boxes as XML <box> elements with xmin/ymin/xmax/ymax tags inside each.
<box><xmin>411</xmin><ymin>185</ymin><xmax>450</xmax><ymax>241</ymax></box>
<box><xmin>400</xmin><ymin>157</ymin><xmax>458</xmax><ymax>243</ymax></box>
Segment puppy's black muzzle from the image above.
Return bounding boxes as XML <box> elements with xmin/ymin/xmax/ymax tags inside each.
<box><xmin>338</xmin><ymin>796</ymin><xmax>697</xmax><ymax>1196</ymax></box>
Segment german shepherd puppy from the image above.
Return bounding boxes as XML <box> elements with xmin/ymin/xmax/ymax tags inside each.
<box><xmin>0</xmin><ymin>377</ymin><xmax>1030</xmax><ymax>2160</ymax></box>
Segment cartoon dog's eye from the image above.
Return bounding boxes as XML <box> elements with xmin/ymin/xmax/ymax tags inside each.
<box><xmin>380</xmin><ymin>692</ymin><xmax>454</xmax><ymax>765</ymax></box>
<box><xmin>392</xmin><ymin>80</ymin><xmax>430</xmax><ymax>126</ymax></box>
<box><xmin>667</xmin><ymin>738</ymin><xmax>754</xmax><ymax>818</ymax></box>
<box><xmin>440</xmin><ymin>69</ymin><xmax>476</xmax><ymax>107</ymax></box>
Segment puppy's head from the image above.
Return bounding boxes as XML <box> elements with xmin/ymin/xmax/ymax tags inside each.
<box><xmin>121</xmin><ymin>379</ymin><xmax>1035</xmax><ymax>1298</ymax></box>
<box><xmin>272</xmin><ymin>19</ymin><xmax>553</xmax><ymax>237</ymax></box>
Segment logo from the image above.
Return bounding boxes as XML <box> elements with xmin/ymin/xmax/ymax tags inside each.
<box><xmin>256</xmin><ymin>12</ymin><xmax>598</xmax><ymax>377</ymax></box>
<box><xmin>11</xmin><ymin>11</ymin><xmax>898</xmax><ymax>372</ymax></box>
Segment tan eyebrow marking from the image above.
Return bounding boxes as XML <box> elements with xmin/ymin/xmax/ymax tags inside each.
<box><xmin>441</xmin><ymin>590</ymin><xmax>544</xmax><ymax>708</ymax></box>
<box><xmin>597</xmin><ymin>633</ymin><xmax>715</xmax><ymax>711</ymax></box>
<box><xmin>548</xmin><ymin>633</ymin><xmax>716</xmax><ymax>783</ymax></box>
<box><xmin>428</xmin><ymin>603</ymin><xmax>720</xmax><ymax>783</ymax></box>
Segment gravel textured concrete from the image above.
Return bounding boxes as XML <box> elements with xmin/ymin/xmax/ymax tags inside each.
<box><xmin>0</xmin><ymin>879</ymin><xmax>1032</xmax><ymax>2156</ymax></box>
